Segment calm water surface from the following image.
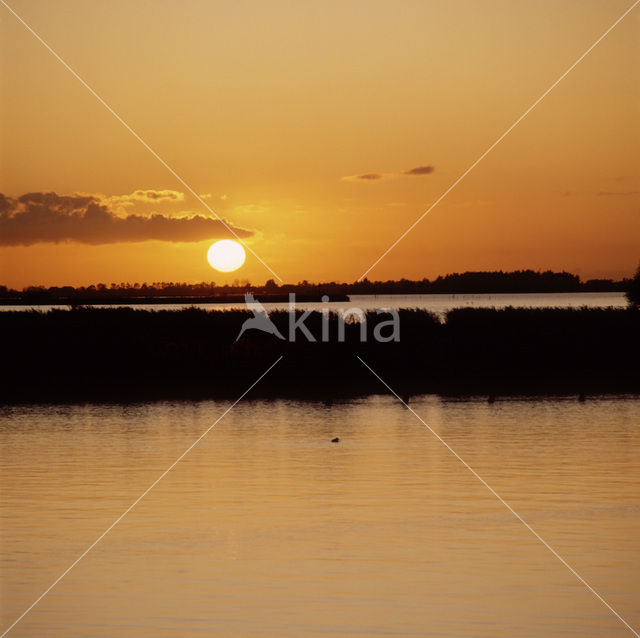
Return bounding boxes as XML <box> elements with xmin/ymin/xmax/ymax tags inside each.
<box><xmin>0</xmin><ymin>292</ymin><xmax>627</xmax><ymax>316</ymax></box>
<box><xmin>1</xmin><ymin>395</ymin><xmax>639</xmax><ymax>637</ymax></box>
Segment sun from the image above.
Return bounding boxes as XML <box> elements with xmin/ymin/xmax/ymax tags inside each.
<box><xmin>207</xmin><ymin>239</ymin><xmax>246</xmax><ymax>272</ymax></box>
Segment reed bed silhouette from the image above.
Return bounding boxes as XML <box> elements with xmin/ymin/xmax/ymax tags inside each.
<box><xmin>1</xmin><ymin>306</ymin><xmax>638</xmax><ymax>403</ymax></box>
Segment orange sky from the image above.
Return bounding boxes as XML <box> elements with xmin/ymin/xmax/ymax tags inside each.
<box><xmin>1</xmin><ymin>0</ymin><xmax>639</xmax><ymax>287</ymax></box>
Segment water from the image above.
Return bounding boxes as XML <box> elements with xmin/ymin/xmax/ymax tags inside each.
<box><xmin>0</xmin><ymin>292</ymin><xmax>627</xmax><ymax>316</ymax></box>
<box><xmin>1</xmin><ymin>395</ymin><xmax>639</xmax><ymax>637</ymax></box>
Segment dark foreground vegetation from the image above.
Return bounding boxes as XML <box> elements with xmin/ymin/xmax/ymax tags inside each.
<box><xmin>1</xmin><ymin>306</ymin><xmax>638</xmax><ymax>403</ymax></box>
<box><xmin>0</xmin><ymin>269</ymin><xmax>631</xmax><ymax>305</ymax></box>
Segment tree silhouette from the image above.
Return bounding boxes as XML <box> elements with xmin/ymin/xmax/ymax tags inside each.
<box><xmin>626</xmin><ymin>263</ymin><xmax>640</xmax><ymax>308</ymax></box>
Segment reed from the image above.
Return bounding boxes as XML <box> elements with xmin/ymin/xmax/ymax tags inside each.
<box><xmin>1</xmin><ymin>306</ymin><xmax>638</xmax><ymax>402</ymax></box>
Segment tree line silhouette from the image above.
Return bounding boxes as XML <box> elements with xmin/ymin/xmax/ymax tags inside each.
<box><xmin>0</xmin><ymin>269</ymin><xmax>632</xmax><ymax>304</ymax></box>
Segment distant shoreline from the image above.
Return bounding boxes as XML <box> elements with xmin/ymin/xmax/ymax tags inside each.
<box><xmin>1</xmin><ymin>269</ymin><xmax>631</xmax><ymax>306</ymax></box>
<box><xmin>0</xmin><ymin>293</ymin><xmax>349</xmax><ymax>306</ymax></box>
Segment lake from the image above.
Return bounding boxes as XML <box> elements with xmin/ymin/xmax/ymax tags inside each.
<box><xmin>0</xmin><ymin>292</ymin><xmax>628</xmax><ymax>316</ymax></box>
<box><xmin>1</xmin><ymin>395</ymin><xmax>638</xmax><ymax>637</ymax></box>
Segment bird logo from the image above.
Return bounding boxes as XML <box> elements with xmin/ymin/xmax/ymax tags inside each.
<box><xmin>236</xmin><ymin>293</ymin><xmax>285</xmax><ymax>341</ymax></box>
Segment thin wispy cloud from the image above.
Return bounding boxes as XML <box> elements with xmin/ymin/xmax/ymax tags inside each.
<box><xmin>341</xmin><ymin>173</ymin><xmax>384</xmax><ymax>182</ymax></box>
<box><xmin>105</xmin><ymin>189</ymin><xmax>185</xmax><ymax>207</ymax></box>
<box><xmin>403</xmin><ymin>165</ymin><xmax>434</xmax><ymax>176</ymax></box>
<box><xmin>342</xmin><ymin>165</ymin><xmax>435</xmax><ymax>182</ymax></box>
<box><xmin>0</xmin><ymin>192</ymin><xmax>252</xmax><ymax>246</ymax></box>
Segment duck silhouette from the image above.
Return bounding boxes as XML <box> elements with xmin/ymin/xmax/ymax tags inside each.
<box><xmin>235</xmin><ymin>293</ymin><xmax>285</xmax><ymax>341</ymax></box>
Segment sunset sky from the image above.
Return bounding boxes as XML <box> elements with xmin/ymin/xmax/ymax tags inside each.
<box><xmin>1</xmin><ymin>0</ymin><xmax>638</xmax><ymax>287</ymax></box>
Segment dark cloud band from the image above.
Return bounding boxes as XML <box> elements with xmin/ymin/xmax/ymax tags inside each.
<box><xmin>403</xmin><ymin>165</ymin><xmax>434</xmax><ymax>176</ymax></box>
<box><xmin>355</xmin><ymin>173</ymin><xmax>383</xmax><ymax>180</ymax></box>
<box><xmin>0</xmin><ymin>192</ymin><xmax>252</xmax><ymax>246</ymax></box>
<box><xmin>342</xmin><ymin>165</ymin><xmax>435</xmax><ymax>182</ymax></box>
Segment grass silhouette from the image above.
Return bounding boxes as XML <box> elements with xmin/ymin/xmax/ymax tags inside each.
<box><xmin>1</xmin><ymin>306</ymin><xmax>638</xmax><ymax>402</ymax></box>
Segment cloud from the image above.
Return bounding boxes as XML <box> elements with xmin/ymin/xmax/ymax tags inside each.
<box><xmin>0</xmin><ymin>192</ymin><xmax>253</xmax><ymax>246</ymax></box>
<box><xmin>105</xmin><ymin>189</ymin><xmax>185</xmax><ymax>208</ymax></box>
<box><xmin>133</xmin><ymin>189</ymin><xmax>184</xmax><ymax>201</ymax></box>
<box><xmin>403</xmin><ymin>165</ymin><xmax>434</xmax><ymax>176</ymax></box>
<box><xmin>341</xmin><ymin>172</ymin><xmax>384</xmax><ymax>182</ymax></box>
<box><xmin>342</xmin><ymin>165</ymin><xmax>435</xmax><ymax>182</ymax></box>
